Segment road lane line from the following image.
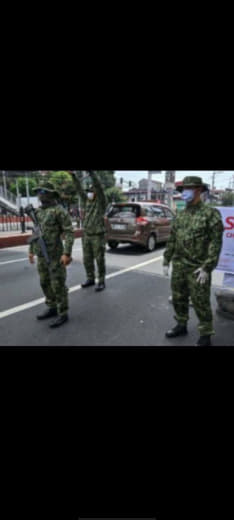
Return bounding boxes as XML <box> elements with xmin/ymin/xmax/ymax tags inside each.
<box><xmin>0</xmin><ymin>254</ymin><xmax>232</xmax><ymax>320</ymax></box>
<box><xmin>0</xmin><ymin>255</ymin><xmax>163</xmax><ymax>319</ymax></box>
<box><xmin>68</xmin><ymin>256</ymin><xmax>164</xmax><ymax>292</ymax></box>
<box><xmin>0</xmin><ymin>247</ymin><xmax>84</xmax><ymax>266</ymax></box>
<box><xmin>0</xmin><ymin>240</ymin><xmax>83</xmax><ymax>253</ymax></box>
<box><xmin>0</xmin><ymin>258</ymin><xmax>28</xmax><ymax>265</ymax></box>
<box><xmin>0</xmin><ymin>297</ymin><xmax>46</xmax><ymax>318</ymax></box>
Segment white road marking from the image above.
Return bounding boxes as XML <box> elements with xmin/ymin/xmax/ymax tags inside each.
<box><xmin>0</xmin><ymin>297</ymin><xmax>46</xmax><ymax>318</ymax></box>
<box><xmin>0</xmin><ymin>238</ymin><xmax>83</xmax><ymax>251</ymax></box>
<box><xmin>0</xmin><ymin>255</ymin><xmax>163</xmax><ymax>319</ymax></box>
<box><xmin>0</xmin><ymin>247</ymin><xmax>83</xmax><ymax>266</ymax></box>
<box><xmin>1</xmin><ymin>252</ymin><xmax>231</xmax><ymax>320</ymax></box>
<box><xmin>0</xmin><ymin>258</ymin><xmax>28</xmax><ymax>266</ymax></box>
<box><xmin>0</xmin><ymin>245</ymin><xmax>29</xmax><ymax>252</ymax></box>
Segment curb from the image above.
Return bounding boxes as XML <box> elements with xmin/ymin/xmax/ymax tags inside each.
<box><xmin>0</xmin><ymin>229</ymin><xmax>83</xmax><ymax>249</ymax></box>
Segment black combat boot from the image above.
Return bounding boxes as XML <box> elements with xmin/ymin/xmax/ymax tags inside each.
<box><xmin>81</xmin><ymin>279</ymin><xmax>95</xmax><ymax>288</ymax></box>
<box><xmin>37</xmin><ymin>308</ymin><xmax>57</xmax><ymax>320</ymax></box>
<box><xmin>49</xmin><ymin>315</ymin><xmax>69</xmax><ymax>328</ymax></box>
<box><xmin>196</xmin><ymin>335</ymin><xmax>212</xmax><ymax>346</ymax></box>
<box><xmin>166</xmin><ymin>323</ymin><xmax>188</xmax><ymax>338</ymax></box>
<box><xmin>95</xmin><ymin>282</ymin><xmax>106</xmax><ymax>292</ymax></box>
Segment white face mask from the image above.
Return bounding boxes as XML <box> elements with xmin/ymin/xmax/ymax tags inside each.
<box><xmin>181</xmin><ymin>189</ymin><xmax>195</xmax><ymax>203</ymax></box>
<box><xmin>87</xmin><ymin>192</ymin><xmax>94</xmax><ymax>200</ymax></box>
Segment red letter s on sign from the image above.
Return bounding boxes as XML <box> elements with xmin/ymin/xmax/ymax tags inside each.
<box><xmin>225</xmin><ymin>217</ymin><xmax>234</xmax><ymax>230</ymax></box>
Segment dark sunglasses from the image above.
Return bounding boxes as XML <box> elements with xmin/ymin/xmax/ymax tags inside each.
<box><xmin>38</xmin><ymin>189</ymin><xmax>47</xmax><ymax>194</ymax></box>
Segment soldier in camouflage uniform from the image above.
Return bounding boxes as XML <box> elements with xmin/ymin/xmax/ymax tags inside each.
<box><xmin>28</xmin><ymin>180</ymin><xmax>74</xmax><ymax>328</ymax></box>
<box><xmin>69</xmin><ymin>171</ymin><xmax>107</xmax><ymax>291</ymax></box>
<box><xmin>163</xmin><ymin>176</ymin><xmax>224</xmax><ymax>346</ymax></box>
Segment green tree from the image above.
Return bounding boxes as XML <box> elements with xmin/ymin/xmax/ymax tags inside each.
<box><xmin>9</xmin><ymin>177</ymin><xmax>38</xmax><ymax>196</ymax></box>
<box><xmin>76</xmin><ymin>170</ymin><xmax>116</xmax><ymax>196</ymax></box>
<box><xmin>95</xmin><ymin>171</ymin><xmax>115</xmax><ymax>189</ymax></box>
<box><xmin>48</xmin><ymin>171</ymin><xmax>78</xmax><ymax>208</ymax></box>
<box><xmin>105</xmin><ymin>186</ymin><xmax>127</xmax><ymax>204</ymax></box>
<box><xmin>48</xmin><ymin>171</ymin><xmax>72</xmax><ymax>189</ymax></box>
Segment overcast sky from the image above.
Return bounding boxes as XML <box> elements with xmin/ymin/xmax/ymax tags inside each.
<box><xmin>115</xmin><ymin>171</ymin><xmax>234</xmax><ymax>190</ymax></box>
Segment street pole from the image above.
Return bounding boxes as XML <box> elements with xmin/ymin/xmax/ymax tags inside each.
<box><xmin>148</xmin><ymin>171</ymin><xmax>162</xmax><ymax>201</ymax></box>
<box><xmin>2</xmin><ymin>170</ymin><xmax>7</xmax><ymax>198</ymax></box>
<box><xmin>25</xmin><ymin>172</ymin><xmax>30</xmax><ymax>205</ymax></box>
<box><xmin>16</xmin><ymin>179</ymin><xmax>21</xmax><ymax>210</ymax></box>
<box><xmin>165</xmin><ymin>171</ymin><xmax>176</xmax><ymax>210</ymax></box>
<box><xmin>147</xmin><ymin>171</ymin><xmax>152</xmax><ymax>201</ymax></box>
<box><xmin>212</xmin><ymin>172</ymin><xmax>216</xmax><ymax>191</ymax></box>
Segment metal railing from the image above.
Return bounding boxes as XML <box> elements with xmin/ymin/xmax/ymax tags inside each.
<box><xmin>0</xmin><ymin>212</ymin><xmax>81</xmax><ymax>234</ymax></box>
<box><xmin>0</xmin><ymin>214</ymin><xmax>24</xmax><ymax>233</ymax></box>
<box><xmin>0</xmin><ymin>185</ymin><xmax>17</xmax><ymax>206</ymax></box>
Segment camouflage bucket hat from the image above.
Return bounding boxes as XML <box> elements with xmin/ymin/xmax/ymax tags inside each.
<box><xmin>176</xmin><ymin>176</ymin><xmax>208</xmax><ymax>193</ymax></box>
<box><xmin>32</xmin><ymin>180</ymin><xmax>59</xmax><ymax>196</ymax></box>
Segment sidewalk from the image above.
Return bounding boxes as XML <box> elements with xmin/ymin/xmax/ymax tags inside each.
<box><xmin>0</xmin><ymin>229</ymin><xmax>83</xmax><ymax>248</ymax></box>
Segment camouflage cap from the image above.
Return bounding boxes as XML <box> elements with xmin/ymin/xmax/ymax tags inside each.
<box><xmin>32</xmin><ymin>180</ymin><xmax>59</xmax><ymax>195</ymax></box>
<box><xmin>176</xmin><ymin>176</ymin><xmax>208</xmax><ymax>192</ymax></box>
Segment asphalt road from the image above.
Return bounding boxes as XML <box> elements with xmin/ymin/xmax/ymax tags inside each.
<box><xmin>0</xmin><ymin>239</ymin><xmax>233</xmax><ymax>347</ymax></box>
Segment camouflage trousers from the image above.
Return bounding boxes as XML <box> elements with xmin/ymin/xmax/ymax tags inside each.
<box><xmin>37</xmin><ymin>256</ymin><xmax>69</xmax><ymax>316</ymax></box>
<box><xmin>171</xmin><ymin>262</ymin><xmax>214</xmax><ymax>336</ymax></box>
<box><xmin>82</xmin><ymin>233</ymin><xmax>106</xmax><ymax>283</ymax></box>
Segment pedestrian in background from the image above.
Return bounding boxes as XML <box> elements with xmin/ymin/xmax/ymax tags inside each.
<box><xmin>20</xmin><ymin>206</ymin><xmax>25</xmax><ymax>233</ymax></box>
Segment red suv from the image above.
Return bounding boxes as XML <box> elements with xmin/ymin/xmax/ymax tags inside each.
<box><xmin>105</xmin><ymin>202</ymin><xmax>175</xmax><ymax>252</ymax></box>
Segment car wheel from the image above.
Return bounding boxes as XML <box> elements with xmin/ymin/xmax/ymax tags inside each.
<box><xmin>108</xmin><ymin>241</ymin><xmax>119</xmax><ymax>249</ymax></box>
<box><xmin>146</xmin><ymin>234</ymin><xmax>156</xmax><ymax>252</ymax></box>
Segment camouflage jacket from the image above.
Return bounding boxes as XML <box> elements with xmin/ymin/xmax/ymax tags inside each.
<box><xmin>72</xmin><ymin>171</ymin><xmax>107</xmax><ymax>235</ymax></box>
<box><xmin>29</xmin><ymin>202</ymin><xmax>74</xmax><ymax>258</ymax></box>
<box><xmin>163</xmin><ymin>201</ymin><xmax>224</xmax><ymax>272</ymax></box>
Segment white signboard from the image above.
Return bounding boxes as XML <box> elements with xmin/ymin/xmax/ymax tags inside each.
<box><xmin>20</xmin><ymin>196</ymin><xmax>40</xmax><ymax>208</ymax></box>
<box><xmin>215</xmin><ymin>206</ymin><xmax>234</xmax><ymax>273</ymax></box>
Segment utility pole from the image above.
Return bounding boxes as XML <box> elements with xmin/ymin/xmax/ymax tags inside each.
<box><xmin>25</xmin><ymin>172</ymin><xmax>30</xmax><ymax>205</ymax></box>
<box><xmin>148</xmin><ymin>171</ymin><xmax>161</xmax><ymax>201</ymax></box>
<box><xmin>212</xmin><ymin>171</ymin><xmax>216</xmax><ymax>191</ymax></box>
<box><xmin>16</xmin><ymin>179</ymin><xmax>21</xmax><ymax>210</ymax></box>
<box><xmin>2</xmin><ymin>170</ymin><xmax>7</xmax><ymax>198</ymax></box>
<box><xmin>147</xmin><ymin>171</ymin><xmax>152</xmax><ymax>200</ymax></box>
<box><xmin>165</xmin><ymin>171</ymin><xmax>176</xmax><ymax>210</ymax></box>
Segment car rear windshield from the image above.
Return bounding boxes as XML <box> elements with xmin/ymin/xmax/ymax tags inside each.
<box><xmin>142</xmin><ymin>205</ymin><xmax>165</xmax><ymax>217</ymax></box>
<box><xmin>107</xmin><ymin>205</ymin><xmax>140</xmax><ymax>218</ymax></box>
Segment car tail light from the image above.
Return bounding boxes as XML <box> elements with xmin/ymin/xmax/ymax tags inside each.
<box><xmin>136</xmin><ymin>216</ymin><xmax>148</xmax><ymax>225</ymax></box>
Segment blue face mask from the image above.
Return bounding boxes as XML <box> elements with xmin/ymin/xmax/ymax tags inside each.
<box><xmin>181</xmin><ymin>189</ymin><xmax>195</xmax><ymax>203</ymax></box>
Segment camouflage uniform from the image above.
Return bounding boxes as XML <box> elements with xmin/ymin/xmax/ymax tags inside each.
<box><xmin>29</xmin><ymin>186</ymin><xmax>74</xmax><ymax>317</ymax></box>
<box><xmin>72</xmin><ymin>171</ymin><xmax>107</xmax><ymax>283</ymax></box>
<box><xmin>163</xmin><ymin>200</ymin><xmax>224</xmax><ymax>336</ymax></box>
